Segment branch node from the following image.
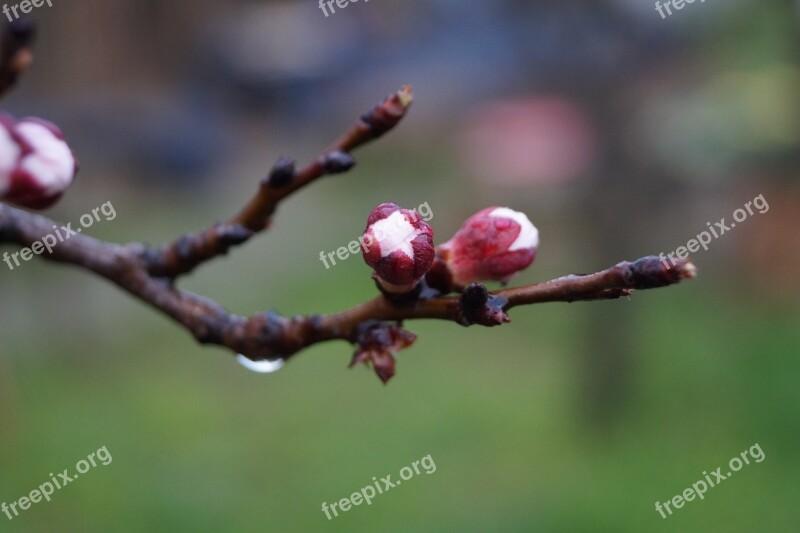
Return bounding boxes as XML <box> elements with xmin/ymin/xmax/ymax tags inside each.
<box><xmin>217</xmin><ymin>224</ymin><xmax>254</xmax><ymax>247</ymax></box>
<box><xmin>457</xmin><ymin>283</ymin><xmax>510</xmax><ymax>327</ymax></box>
<box><xmin>621</xmin><ymin>256</ymin><xmax>696</xmax><ymax>289</ymax></box>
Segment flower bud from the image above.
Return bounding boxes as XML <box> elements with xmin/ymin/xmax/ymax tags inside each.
<box><xmin>441</xmin><ymin>207</ymin><xmax>538</xmax><ymax>285</ymax></box>
<box><xmin>361</xmin><ymin>202</ymin><xmax>435</xmax><ymax>293</ymax></box>
<box><xmin>0</xmin><ymin>115</ymin><xmax>78</xmax><ymax>209</ymax></box>
<box><xmin>350</xmin><ymin>321</ymin><xmax>416</xmax><ymax>384</ymax></box>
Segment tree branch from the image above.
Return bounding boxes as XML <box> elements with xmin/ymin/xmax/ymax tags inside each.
<box><xmin>0</xmin><ymin>70</ymin><xmax>695</xmax><ymax>369</ymax></box>
<box><xmin>0</xmin><ymin>199</ymin><xmax>695</xmax><ymax>360</ymax></box>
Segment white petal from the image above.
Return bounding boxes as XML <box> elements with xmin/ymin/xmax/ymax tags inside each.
<box><xmin>370</xmin><ymin>210</ymin><xmax>420</xmax><ymax>259</ymax></box>
<box><xmin>489</xmin><ymin>207</ymin><xmax>539</xmax><ymax>251</ymax></box>
<box><xmin>16</xmin><ymin>122</ymin><xmax>75</xmax><ymax>195</ymax></box>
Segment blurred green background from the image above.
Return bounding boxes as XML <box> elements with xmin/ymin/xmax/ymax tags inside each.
<box><xmin>1</xmin><ymin>0</ymin><xmax>799</xmax><ymax>531</ymax></box>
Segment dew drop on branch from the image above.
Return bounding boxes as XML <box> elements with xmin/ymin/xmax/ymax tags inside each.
<box><xmin>235</xmin><ymin>354</ymin><xmax>285</xmax><ymax>374</ymax></box>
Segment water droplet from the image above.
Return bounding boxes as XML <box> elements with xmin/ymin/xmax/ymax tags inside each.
<box><xmin>236</xmin><ymin>354</ymin><xmax>285</xmax><ymax>374</ymax></box>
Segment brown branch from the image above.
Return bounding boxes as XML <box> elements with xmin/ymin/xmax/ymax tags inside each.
<box><xmin>0</xmin><ymin>199</ymin><xmax>695</xmax><ymax>361</ymax></box>
<box><xmin>0</xmin><ymin>75</ymin><xmax>695</xmax><ymax>369</ymax></box>
<box><xmin>498</xmin><ymin>257</ymin><xmax>696</xmax><ymax>306</ymax></box>
<box><xmin>318</xmin><ymin>256</ymin><xmax>696</xmax><ymax>332</ymax></box>
<box><xmin>144</xmin><ymin>85</ymin><xmax>414</xmax><ymax>279</ymax></box>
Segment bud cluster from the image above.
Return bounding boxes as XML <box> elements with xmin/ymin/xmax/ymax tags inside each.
<box><xmin>356</xmin><ymin>203</ymin><xmax>539</xmax><ymax>381</ymax></box>
<box><xmin>361</xmin><ymin>203</ymin><xmax>539</xmax><ymax>294</ymax></box>
<box><xmin>0</xmin><ymin>114</ymin><xmax>78</xmax><ymax>209</ymax></box>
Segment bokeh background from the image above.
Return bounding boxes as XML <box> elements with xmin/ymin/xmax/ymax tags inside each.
<box><xmin>1</xmin><ymin>0</ymin><xmax>799</xmax><ymax>531</ymax></box>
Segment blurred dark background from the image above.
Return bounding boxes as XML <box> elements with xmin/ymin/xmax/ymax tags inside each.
<box><xmin>1</xmin><ymin>0</ymin><xmax>799</xmax><ymax>531</ymax></box>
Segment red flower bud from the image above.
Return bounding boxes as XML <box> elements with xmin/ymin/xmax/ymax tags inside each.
<box><xmin>0</xmin><ymin>114</ymin><xmax>78</xmax><ymax>210</ymax></box>
<box><xmin>361</xmin><ymin>202</ymin><xmax>434</xmax><ymax>293</ymax></box>
<box><xmin>441</xmin><ymin>207</ymin><xmax>538</xmax><ymax>285</ymax></box>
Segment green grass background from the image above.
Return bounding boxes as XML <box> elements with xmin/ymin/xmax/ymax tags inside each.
<box><xmin>1</xmin><ymin>150</ymin><xmax>798</xmax><ymax>532</ymax></box>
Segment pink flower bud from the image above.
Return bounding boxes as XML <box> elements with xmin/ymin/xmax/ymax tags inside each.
<box><xmin>361</xmin><ymin>202</ymin><xmax>435</xmax><ymax>293</ymax></box>
<box><xmin>441</xmin><ymin>207</ymin><xmax>538</xmax><ymax>285</ymax></box>
<box><xmin>0</xmin><ymin>115</ymin><xmax>78</xmax><ymax>209</ymax></box>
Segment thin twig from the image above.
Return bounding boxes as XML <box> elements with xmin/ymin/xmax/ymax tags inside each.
<box><xmin>144</xmin><ymin>86</ymin><xmax>414</xmax><ymax>279</ymax></box>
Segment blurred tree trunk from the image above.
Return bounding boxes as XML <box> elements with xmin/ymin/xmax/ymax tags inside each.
<box><xmin>573</xmin><ymin>1</ymin><xmax>684</xmax><ymax>430</ymax></box>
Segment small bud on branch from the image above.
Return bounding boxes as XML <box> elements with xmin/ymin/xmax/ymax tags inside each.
<box><xmin>457</xmin><ymin>283</ymin><xmax>510</xmax><ymax>327</ymax></box>
<box><xmin>322</xmin><ymin>151</ymin><xmax>356</xmax><ymax>174</ymax></box>
<box><xmin>0</xmin><ymin>114</ymin><xmax>78</xmax><ymax>209</ymax></box>
<box><xmin>362</xmin><ymin>202</ymin><xmax>435</xmax><ymax>294</ymax></box>
<box><xmin>439</xmin><ymin>207</ymin><xmax>539</xmax><ymax>288</ymax></box>
<box><xmin>264</xmin><ymin>157</ymin><xmax>296</xmax><ymax>188</ymax></box>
